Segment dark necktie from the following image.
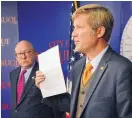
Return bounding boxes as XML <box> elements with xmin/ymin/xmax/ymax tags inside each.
<box><xmin>17</xmin><ymin>69</ymin><xmax>27</xmax><ymax>104</ymax></box>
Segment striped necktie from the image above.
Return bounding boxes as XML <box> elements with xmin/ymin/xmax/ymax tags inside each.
<box><xmin>17</xmin><ymin>69</ymin><xmax>27</xmax><ymax>104</ymax></box>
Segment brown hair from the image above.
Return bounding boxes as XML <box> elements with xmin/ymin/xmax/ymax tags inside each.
<box><xmin>72</xmin><ymin>4</ymin><xmax>114</xmax><ymax>41</ymax></box>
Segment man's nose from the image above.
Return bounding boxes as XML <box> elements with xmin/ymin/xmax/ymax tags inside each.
<box><xmin>72</xmin><ymin>29</ymin><xmax>77</xmax><ymax>40</ymax></box>
<box><xmin>21</xmin><ymin>53</ymin><xmax>26</xmax><ymax>59</ymax></box>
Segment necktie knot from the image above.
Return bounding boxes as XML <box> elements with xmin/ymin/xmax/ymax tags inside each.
<box><xmin>86</xmin><ymin>62</ymin><xmax>93</xmax><ymax>71</ymax></box>
<box><xmin>21</xmin><ymin>69</ymin><xmax>27</xmax><ymax>75</ymax></box>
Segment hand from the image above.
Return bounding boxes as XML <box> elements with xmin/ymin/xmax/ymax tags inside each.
<box><xmin>35</xmin><ymin>71</ymin><xmax>45</xmax><ymax>89</ymax></box>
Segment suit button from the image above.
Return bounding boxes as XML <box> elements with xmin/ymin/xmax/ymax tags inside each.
<box><xmin>80</xmin><ymin>104</ymin><xmax>83</xmax><ymax>108</ymax></box>
<box><xmin>81</xmin><ymin>90</ymin><xmax>85</xmax><ymax>94</ymax></box>
<box><xmin>15</xmin><ymin>110</ymin><xmax>17</xmax><ymax>112</ymax></box>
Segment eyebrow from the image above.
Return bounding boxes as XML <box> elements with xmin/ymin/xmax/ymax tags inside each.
<box><xmin>15</xmin><ymin>49</ymin><xmax>34</xmax><ymax>53</ymax></box>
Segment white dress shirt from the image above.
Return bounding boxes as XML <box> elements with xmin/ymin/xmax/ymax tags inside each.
<box><xmin>86</xmin><ymin>46</ymin><xmax>109</xmax><ymax>74</ymax></box>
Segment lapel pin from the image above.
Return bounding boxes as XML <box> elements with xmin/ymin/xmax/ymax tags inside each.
<box><xmin>32</xmin><ymin>76</ymin><xmax>35</xmax><ymax>79</ymax></box>
<box><xmin>100</xmin><ymin>66</ymin><xmax>104</xmax><ymax>70</ymax></box>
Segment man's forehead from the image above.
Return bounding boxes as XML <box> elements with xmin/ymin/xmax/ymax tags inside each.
<box><xmin>73</xmin><ymin>15</ymin><xmax>89</xmax><ymax>26</ymax></box>
<box><xmin>15</xmin><ymin>48</ymin><xmax>33</xmax><ymax>53</ymax></box>
<box><xmin>15</xmin><ymin>43</ymin><xmax>33</xmax><ymax>52</ymax></box>
<box><xmin>73</xmin><ymin>13</ymin><xmax>89</xmax><ymax>20</ymax></box>
<box><xmin>15</xmin><ymin>41</ymin><xmax>33</xmax><ymax>51</ymax></box>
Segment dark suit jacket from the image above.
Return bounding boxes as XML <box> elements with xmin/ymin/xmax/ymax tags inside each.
<box><xmin>42</xmin><ymin>46</ymin><xmax>132</xmax><ymax>118</ymax></box>
<box><xmin>71</xmin><ymin>46</ymin><xmax>132</xmax><ymax>118</ymax></box>
<box><xmin>10</xmin><ymin>61</ymin><xmax>65</xmax><ymax>118</ymax></box>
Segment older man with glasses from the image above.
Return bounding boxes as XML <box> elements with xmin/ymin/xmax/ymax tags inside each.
<box><xmin>10</xmin><ymin>40</ymin><xmax>65</xmax><ymax>118</ymax></box>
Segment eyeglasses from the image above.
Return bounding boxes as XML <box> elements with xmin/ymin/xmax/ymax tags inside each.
<box><xmin>15</xmin><ymin>50</ymin><xmax>35</xmax><ymax>58</ymax></box>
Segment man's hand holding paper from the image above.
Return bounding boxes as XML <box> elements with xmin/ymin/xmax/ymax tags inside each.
<box><xmin>35</xmin><ymin>45</ymin><xmax>66</xmax><ymax>98</ymax></box>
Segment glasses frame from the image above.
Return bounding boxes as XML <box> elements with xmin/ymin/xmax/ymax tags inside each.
<box><xmin>15</xmin><ymin>50</ymin><xmax>35</xmax><ymax>58</ymax></box>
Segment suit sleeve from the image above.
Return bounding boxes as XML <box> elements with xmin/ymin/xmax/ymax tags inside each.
<box><xmin>116</xmin><ymin>65</ymin><xmax>132</xmax><ymax>117</ymax></box>
<box><xmin>41</xmin><ymin>92</ymin><xmax>70</xmax><ymax>112</ymax></box>
<box><xmin>10</xmin><ymin>71</ymin><xmax>13</xmax><ymax>83</ymax></box>
<box><xmin>41</xmin><ymin>67</ymin><xmax>75</xmax><ymax>113</ymax></box>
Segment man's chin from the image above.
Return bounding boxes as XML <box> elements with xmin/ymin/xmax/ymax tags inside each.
<box><xmin>21</xmin><ymin>64</ymin><xmax>32</xmax><ymax>69</ymax></box>
<box><xmin>74</xmin><ymin>47</ymin><xmax>82</xmax><ymax>53</ymax></box>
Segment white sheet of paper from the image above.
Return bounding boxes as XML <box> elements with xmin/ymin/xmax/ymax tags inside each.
<box><xmin>38</xmin><ymin>45</ymin><xmax>66</xmax><ymax>98</ymax></box>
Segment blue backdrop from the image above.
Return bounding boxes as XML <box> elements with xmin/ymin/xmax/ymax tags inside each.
<box><xmin>1</xmin><ymin>1</ymin><xmax>132</xmax><ymax>118</ymax></box>
<box><xmin>1</xmin><ymin>1</ymin><xmax>19</xmax><ymax>118</ymax></box>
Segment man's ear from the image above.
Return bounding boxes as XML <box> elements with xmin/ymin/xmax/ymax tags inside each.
<box><xmin>96</xmin><ymin>26</ymin><xmax>105</xmax><ymax>38</ymax></box>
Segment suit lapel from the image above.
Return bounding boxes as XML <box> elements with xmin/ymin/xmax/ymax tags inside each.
<box><xmin>80</xmin><ymin>62</ymin><xmax>108</xmax><ymax>116</ymax></box>
<box><xmin>16</xmin><ymin>61</ymin><xmax>39</xmax><ymax>107</ymax></box>
<box><xmin>79</xmin><ymin>46</ymin><xmax>114</xmax><ymax>117</ymax></box>
<box><xmin>12</xmin><ymin>67</ymin><xmax>21</xmax><ymax>107</ymax></box>
<box><xmin>71</xmin><ymin>57</ymin><xmax>86</xmax><ymax>117</ymax></box>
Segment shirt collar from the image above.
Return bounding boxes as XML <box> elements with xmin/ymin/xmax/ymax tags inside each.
<box><xmin>86</xmin><ymin>45</ymin><xmax>109</xmax><ymax>69</ymax></box>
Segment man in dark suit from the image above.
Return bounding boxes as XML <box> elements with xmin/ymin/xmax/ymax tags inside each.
<box><xmin>35</xmin><ymin>4</ymin><xmax>132</xmax><ymax>118</ymax></box>
<box><xmin>10</xmin><ymin>40</ymin><xmax>65</xmax><ymax>118</ymax></box>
